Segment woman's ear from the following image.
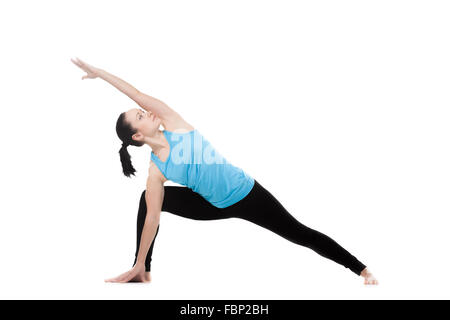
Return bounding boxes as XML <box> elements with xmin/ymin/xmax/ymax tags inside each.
<box><xmin>132</xmin><ymin>132</ymin><xmax>144</xmax><ymax>142</ymax></box>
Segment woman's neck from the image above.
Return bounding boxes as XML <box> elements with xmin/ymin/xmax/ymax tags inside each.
<box><xmin>143</xmin><ymin>130</ymin><xmax>167</xmax><ymax>155</ymax></box>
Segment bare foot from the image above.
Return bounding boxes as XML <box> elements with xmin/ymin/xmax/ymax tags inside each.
<box><xmin>128</xmin><ymin>272</ymin><xmax>152</xmax><ymax>283</ymax></box>
<box><xmin>122</xmin><ymin>272</ymin><xmax>152</xmax><ymax>283</ymax></box>
<box><xmin>360</xmin><ymin>268</ymin><xmax>378</xmax><ymax>285</ymax></box>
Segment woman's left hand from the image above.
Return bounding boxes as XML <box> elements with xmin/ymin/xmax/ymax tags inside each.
<box><xmin>71</xmin><ymin>57</ymin><xmax>99</xmax><ymax>80</ymax></box>
<box><xmin>104</xmin><ymin>263</ymin><xmax>146</xmax><ymax>283</ymax></box>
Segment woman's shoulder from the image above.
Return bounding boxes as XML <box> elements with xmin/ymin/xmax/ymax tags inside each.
<box><xmin>161</xmin><ymin>112</ymin><xmax>195</xmax><ymax>132</ymax></box>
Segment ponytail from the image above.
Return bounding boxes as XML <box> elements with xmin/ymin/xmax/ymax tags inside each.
<box><xmin>116</xmin><ymin>112</ymin><xmax>144</xmax><ymax>178</ymax></box>
<box><xmin>119</xmin><ymin>143</ymin><xmax>136</xmax><ymax>178</ymax></box>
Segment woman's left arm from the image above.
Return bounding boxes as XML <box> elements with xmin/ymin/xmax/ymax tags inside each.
<box><xmin>71</xmin><ymin>57</ymin><xmax>177</xmax><ymax>120</ymax></box>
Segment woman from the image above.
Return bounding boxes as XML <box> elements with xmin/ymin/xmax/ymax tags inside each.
<box><xmin>71</xmin><ymin>58</ymin><xmax>378</xmax><ymax>285</ymax></box>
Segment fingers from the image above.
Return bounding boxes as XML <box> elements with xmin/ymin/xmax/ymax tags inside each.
<box><xmin>76</xmin><ymin>58</ymin><xmax>91</xmax><ymax>71</ymax></box>
<box><xmin>363</xmin><ymin>277</ymin><xmax>379</xmax><ymax>285</ymax></box>
<box><xmin>71</xmin><ymin>57</ymin><xmax>89</xmax><ymax>71</ymax></box>
<box><xmin>76</xmin><ymin>57</ymin><xmax>85</xmax><ymax>65</ymax></box>
<box><xmin>82</xmin><ymin>74</ymin><xmax>95</xmax><ymax>80</ymax></box>
<box><xmin>71</xmin><ymin>57</ymin><xmax>82</xmax><ymax>68</ymax></box>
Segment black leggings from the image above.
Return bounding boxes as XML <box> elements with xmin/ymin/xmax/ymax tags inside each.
<box><xmin>133</xmin><ymin>179</ymin><xmax>366</xmax><ymax>276</ymax></box>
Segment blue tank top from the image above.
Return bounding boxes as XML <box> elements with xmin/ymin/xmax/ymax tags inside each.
<box><xmin>150</xmin><ymin>129</ymin><xmax>255</xmax><ymax>208</ymax></box>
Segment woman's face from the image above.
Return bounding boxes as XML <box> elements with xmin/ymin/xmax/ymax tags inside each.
<box><xmin>125</xmin><ymin>108</ymin><xmax>161</xmax><ymax>141</ymax></box>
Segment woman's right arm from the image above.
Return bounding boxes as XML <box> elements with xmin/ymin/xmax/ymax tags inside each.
<box><xmin>71</xmin><ymin>57</ymin><xmax>179</xmax><ymax>121</ymax></box>
<box><xmin>95</xmin><ymin>68</ymin><xmax>180</xmax><ymax>122</ymax></box>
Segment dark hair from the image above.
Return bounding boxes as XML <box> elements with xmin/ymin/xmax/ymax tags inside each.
<box><xmin>115</xmin><ymin>112</ymin><xmax>144</xmax><ymax>177</ymax></box>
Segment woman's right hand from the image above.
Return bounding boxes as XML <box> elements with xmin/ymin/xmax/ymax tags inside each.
<box><xmin>71</xmin><ymin>57</ymin><xmax>99</xmax><ymax>80</ymax></box>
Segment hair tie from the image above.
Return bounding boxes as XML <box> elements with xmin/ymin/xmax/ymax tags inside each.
<box><xmin>122</xmin><ymin>143</ymin><xmax>128</xmax><ymax>148</ymax></box>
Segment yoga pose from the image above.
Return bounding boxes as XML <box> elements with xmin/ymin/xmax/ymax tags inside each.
<box><xmin>71</xmin><ymin>58</ymin><xmax>378</xmax><ymax>285</ymax></box>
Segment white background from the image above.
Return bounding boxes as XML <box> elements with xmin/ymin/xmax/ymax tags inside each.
<box><xmin>0</xmin><ymin>0</ymin><xmax>449</xmax><ymax>299</ymax></box>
